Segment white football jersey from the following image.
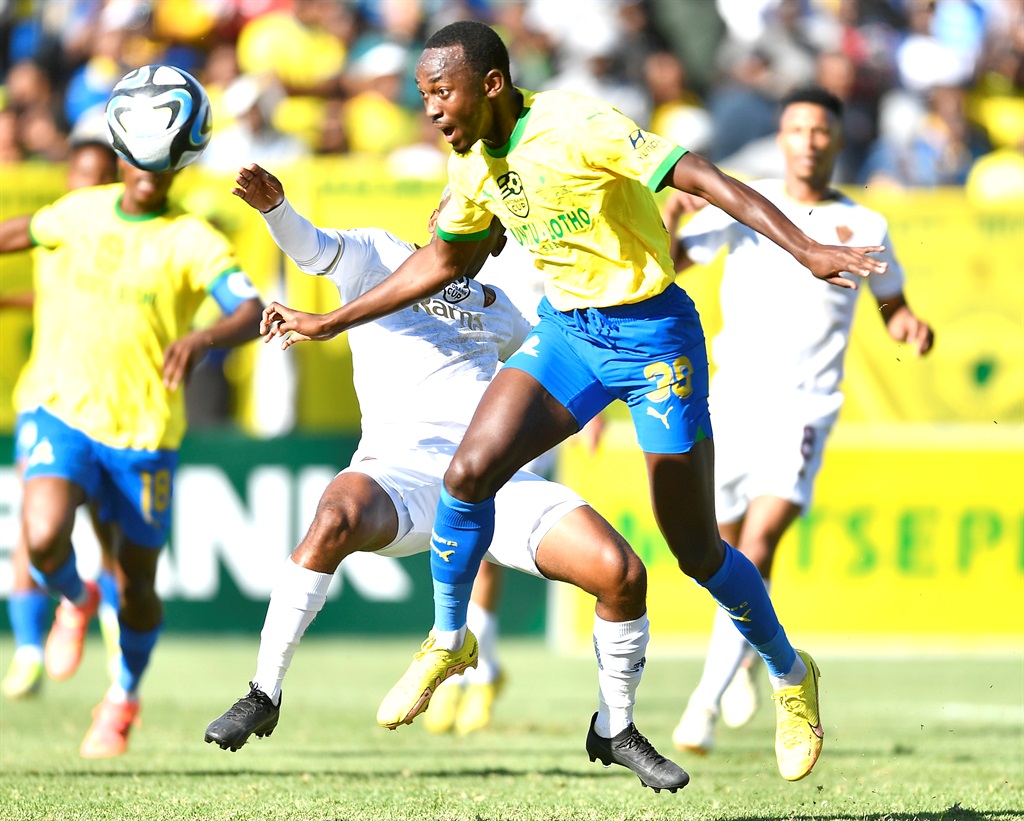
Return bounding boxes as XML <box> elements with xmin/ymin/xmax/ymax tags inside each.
<box><xmin>681</xmin><ymin>179</ymin><xmax>906</xmax><ymax>428</ymax></box>
<box><xmin>315</xmin><ymin>227</ymin><xmax>532</xmax><ymax>455</ymax></box>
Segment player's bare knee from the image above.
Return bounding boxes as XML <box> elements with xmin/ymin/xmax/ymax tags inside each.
<box><xmin>443</xmin><ymin>451</ymin><xmax>494</xmax><ymax>502</ymax></box>
<box><xmin>592</xmin><ymin>541</ymin><xmax>647</xmax><ymax>604</ymax></box>
<box><xmin>306</xmin><ymin>496</ymin><xmax>363</xmax><ymax>555</ymax></box>
<box><xmin>21</xmin><ymin>519</ymin><xmax>71</xmax><ymax>571</ymax></box>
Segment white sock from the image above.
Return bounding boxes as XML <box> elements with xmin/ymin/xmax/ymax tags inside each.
<box><xmin>105</xmin><ymin>683</ymin><xmax>138</xmax><ymax>704</ymax></box>
<box><xmin>252</xmin><ymin>558</ymin><xmax>333</xmax><ymax>705</ymax></box>
<box><xmin>592</xmin><ymin>611</ymin><xmax>650</xmax><ymax>738</ymax></box>
<box><xmin>463</xmin><ymin>601</ymin><xmax>499</xmax><ymax>684</ymax></box>
<box><xmin>770</xmin><ymin>653</ymin><xmax>807</xmax><ymax>690</ymax></box>
<box><xmin>13</xmin><ymin>644</ymin><xmax>43</xmax><ymax>663</ymax></box>
<box><xmin>431</xmin><ymin>625</ymin><xmax>467</xmax><ymax>652</ymax></box>
<box><xmin>690</xmin><ymin>578</ymin><xmax>771</xmax><ymax>711</ymax></box>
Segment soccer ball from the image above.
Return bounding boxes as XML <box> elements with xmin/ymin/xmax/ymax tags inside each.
<box><xmin>105</xmin><ymin>64</ymin><xmax>212</xmax><ymax>172</ymax></box>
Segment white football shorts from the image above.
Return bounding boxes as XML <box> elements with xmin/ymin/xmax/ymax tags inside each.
<box><xmin>712</xmin><ymin>409</ymin><xmax>829</xmax><ymax>525</ymax></box>
<box><xmin>342</xmin><ymin>446</ymin><xmax>586</xmax><ymax>578</ymax></box>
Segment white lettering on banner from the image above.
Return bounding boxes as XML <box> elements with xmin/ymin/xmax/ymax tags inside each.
<box><xmin>0</xmin><ymin>464</ymin><xmax>413</xmax><ymax>602</ymax></box>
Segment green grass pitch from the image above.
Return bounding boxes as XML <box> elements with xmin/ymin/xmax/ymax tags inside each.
<box><xmin>0</xmin><ymin>636</ymin><xmax>1020</xmax><ymax>820</ymax></box>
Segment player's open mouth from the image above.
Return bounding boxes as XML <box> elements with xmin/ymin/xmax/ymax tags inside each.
<box><xmin>439</xmin><ymin>125</ymin><xmax>456</xmax><ymax>143</ymax></box>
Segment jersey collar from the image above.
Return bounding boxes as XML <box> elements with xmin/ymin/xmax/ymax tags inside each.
<box><xmin>115</xmin><ymin>194</ymin><xmax>168</xmax><ymax>222</ymax></box>
<box><xmin>484</xmin><ymin>88</ymin><xmax>534</xmax><ymax>159</ymax></box>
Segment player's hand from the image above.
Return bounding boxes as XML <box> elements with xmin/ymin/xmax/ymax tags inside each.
<box><xmin>885</xmin><ymin>305</ymin><xmax>934</xmax><ymax>356</ymax></box>
<box><xmin>232</xmin><ymin>163</ymin><xmax>285</xmax><ymax>213</ymax></box>
<box><xmin>261</xmin><ymin>302</ymin><xmax>336</xmax><ymax>349</ymax></box>
<box><xmin>162</xmin><ymin>333</ymin><xmax>209</xmax><ymax>390</ymax></box>
<box><xmin>805</xmin><ymin>244</ymin><xmax>888</xmax><ymax>290</ymax></box>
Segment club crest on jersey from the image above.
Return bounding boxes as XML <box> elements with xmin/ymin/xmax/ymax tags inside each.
<box><xmin>442</xmin><ymin>277</ymin><xmax>472</xmax><ymax>304</ymax></box>
<box><xmin>497</xmin><ymin>171</ymin><xmax>530</xmax><ymax>218</ymax></box>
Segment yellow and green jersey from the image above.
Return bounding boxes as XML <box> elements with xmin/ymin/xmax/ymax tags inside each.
<box><xmin>16</xmin><ymin>184</ymin><xmax>241</xmax><ymax>450</ymax></box>
<box><xmin>436</xmin><ymin>88</ymin><xmax>687</xmax><ymax>311</ymax></box>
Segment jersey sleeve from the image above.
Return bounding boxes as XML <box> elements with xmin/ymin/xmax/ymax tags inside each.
<box><xmin>866</xmin><ymin>228</ymin><xmax>905</xmax><ymax>300</ymax></box>
<box><xmin>575</xmin><ymin>101</ymin><xmax>687</xmax><ymax>191</ymax></box>
<box><xmin>435</xmin><ymin>155</ymin><xmax>496</xmax><ymax>242</ymax></box>
<box><xmin>680</xmin><ymin>205</ymin><xmax>741</xmax><ymax>266</ymax></box>
<box><xmin>262</xmin><ymin>197</ymin><xmax>342</xmax><ymax>275</ymax></box>
<box><xmin>181</xmin><ymin>218</ymin><xmax>244</xmax><ymax>294</ymax></box>
<box><xmin>27</xmin><ymin>196</ymin><xmax>73</xmax><ymax>250</ymax></box>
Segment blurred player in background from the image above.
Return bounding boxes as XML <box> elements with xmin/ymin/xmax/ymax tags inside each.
<box><xmin>2</xmin><ymin>127</ymin><xmax>122</xmax><ymax>700</ymax></box>
<box><xmin>206</xmin><ymin>165</ymin><xmax>689</xmax><ymax>793</ymax></box>
<box><xmin>663</xmin><ymin>87</ymin><xmax>934</xmax><ymax>755</ymax></box>
<box><xmin>259</xmin><ymin>21</ymin><xmax>892</xmax><ymax>782</ymax></box>
<box><xmin>0</xmin><ymin>157</ymin><xmax>265</xmax><ymax>758</ymax></box>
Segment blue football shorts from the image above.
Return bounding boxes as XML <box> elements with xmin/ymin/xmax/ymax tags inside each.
<box><xmin>16</xmin><ymin>407</ymin><xmax>177</xmax><ymax>548</ymax></box>
<box><xmin>503</xmin><ymin>285</ymin><xmax>713</xmax><ymax>454</ymax></box>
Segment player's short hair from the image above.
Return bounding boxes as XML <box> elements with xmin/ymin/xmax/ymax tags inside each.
<box><xmin>424</xmin><ymin>20</ymin><xmax>511</xmax><ymax>83</ymax></box>
<box><xmin>780</xmin><ymin>87</ymin><xmax>844</xmax><ymax>120</ymax></box>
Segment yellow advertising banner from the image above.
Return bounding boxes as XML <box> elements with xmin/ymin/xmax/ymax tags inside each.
<box><xmin>2</xmin><ymin>169</ymin><xmax>1021</xmax><ymax>434</ymax></box>
<box><xmin>553</xmin><ymin>422</ymin><xmax>1024</xmax><ymax>654</ymax></box>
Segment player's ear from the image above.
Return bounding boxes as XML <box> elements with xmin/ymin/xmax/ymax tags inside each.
<box><xmin>483</xmin><ymin>68</ymin><xmax>504</xmax><ymax>99</ymax></box>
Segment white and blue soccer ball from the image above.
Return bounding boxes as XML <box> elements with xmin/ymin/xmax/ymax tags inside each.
<box><xmin>105</xmin><ymin>64</ymin><xmax>212</xmax><ymax>172</ymax></box>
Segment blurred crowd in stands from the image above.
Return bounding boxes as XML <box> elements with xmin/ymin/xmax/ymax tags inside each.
<box><xmin>1</xmin><ymin>0</ymin><xmax>1022</xmax><ymax>197</ymax></box>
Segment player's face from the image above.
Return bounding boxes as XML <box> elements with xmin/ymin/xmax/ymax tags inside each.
<box><xmin>415</xmin><ymin>46</ymin><xmax>496</xmax><ymax>155</ymax></box>
<box><xmin>118</xmin><ymin>158</ymin><xmax>177</xmax><ymax>214</ymax></box>
<box><xmin>777</xmin><ymin>102</ymin><xmax>843</xmax><ymax>188</ymax></box>
<box><xmin>66</xmin><ymin>145</ymin><xmax>118</xmax><ymax>191</ymax></box>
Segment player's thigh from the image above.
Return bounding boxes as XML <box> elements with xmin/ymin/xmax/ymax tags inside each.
<box><xmin>294</xmin><ymin>464</ymin><xmax>404</xmax><ymax>568</ymax></box>
<box><xmin>450</xmin><ymin>367</ymin><xmax>586</xmax><ymax>499</ymax></box>
<box><xmin>349</xmin><ymin>450</ymin><xmax>457</xmax><ymax>559</ymax></box>
<box><xmin>533</xmin><ymin>504</ymin><xmax>646</xmax><ymax>612</ymax></box>
<box><xmin>644</xmin><ymin>438</ymin><xmax>723</xmax><ymax>581</ymax></box>
<box><xmin>18</xmin><ymin>408</ymin><xmax>96</xmax><ymax>551</ymax></box>
<box><xmin>94</xmin><ymin>445</ymin><xmax>178</xmax><ymax>549</ymax></box>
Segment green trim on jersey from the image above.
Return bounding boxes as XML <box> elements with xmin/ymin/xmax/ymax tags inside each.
<box><xmin>484</xmin><ymin>98</ymin><xmax>533</xmax><ymax>159</ymax></box>
<box><xmin>115</xmin><ymin>195</ymin><xmax>168</xmax><ymax>222</ymax></box>
<box><xmin>436</xmin><ymin>226</ymin><xmax>491</xmax><ymax>243</ymax></box>
<box><xmin>647</xmin><ymin>146</ymin><xmax>688</xmax><ymax>192</ymax></box>
<box><xmin>205</xmin><ymin>265</ymin><xmax>243</xmax><ymax>294</ymax></box>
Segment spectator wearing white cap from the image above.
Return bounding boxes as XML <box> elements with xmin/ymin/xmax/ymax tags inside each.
<box><xmin>200</xmin><ymin>74</ymin><xmax>309</xmax><ymax>172</ymax></box>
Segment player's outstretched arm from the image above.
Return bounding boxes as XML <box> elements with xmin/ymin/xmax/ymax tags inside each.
<box><xmin>665</xmin><ymin>152</ymin><xmax>888</xmax><ymax>289</ymax></box>
<box><xmin>262</xmin><ymin>237</ymin><xmax>484</xmax><ymax>349</ymax></box>
<box><xmin>0</xmin><ymin>215</ymin><xmax>33</xmax><ymax>254</ymax></box>
<box><xmin>878</xmin><ymin>293</ymin><xmax>935</xmax><ymax>356</ymax></box>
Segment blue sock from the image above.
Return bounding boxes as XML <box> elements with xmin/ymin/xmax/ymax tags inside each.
<box><xmin>97</xmin><ymin>569</ymin><xmax>120</xmax><ymax>611</ymax></box>
<box><xmin>7</xmin><ymin>590</ymin><xmax>50</xmax><ymax>650</ymax></box>
<box><xmin>28</xmin><ymin>551</ymin><xmax>84</xmax><ymax>603</ymax></box>
<box><xmin>701</xmin><ymin>543</ymin><xmax>796</xmax><ymax>678</ymax></box>
<box><xmin>117</xmin><ymin>622</ymin><xmax>161</xmax><ymax>695</ymax></box>
<box><xmin>430</xmin><ymin>488</ymin><xmax>495</xmax><ymax>632</ymax></box>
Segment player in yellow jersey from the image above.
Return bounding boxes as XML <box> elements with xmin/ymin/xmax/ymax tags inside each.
<box><xmin>259</xmin><ymin>21</ymin><xmax>889</xmax><ymax>782</ymax></box>
<box><xmin>0</xmin><ymin>157</ymin><xmax>265</xmax><ymax>758</ymax></box>
<box><xmin>2</xmin><ymin>135</ymin><xmax>122</xmax><ymax>702</ymax></box>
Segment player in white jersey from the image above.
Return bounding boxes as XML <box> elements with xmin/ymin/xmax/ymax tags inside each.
<box><xmin>204</xmin><ymin>164</ymin><xmax>690</xmax><ymax>793</ymax></box>
<box><xmin>663</xmin><ymin>87</ymin><xmax>934</xmax><ymax>754</ymax></box>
